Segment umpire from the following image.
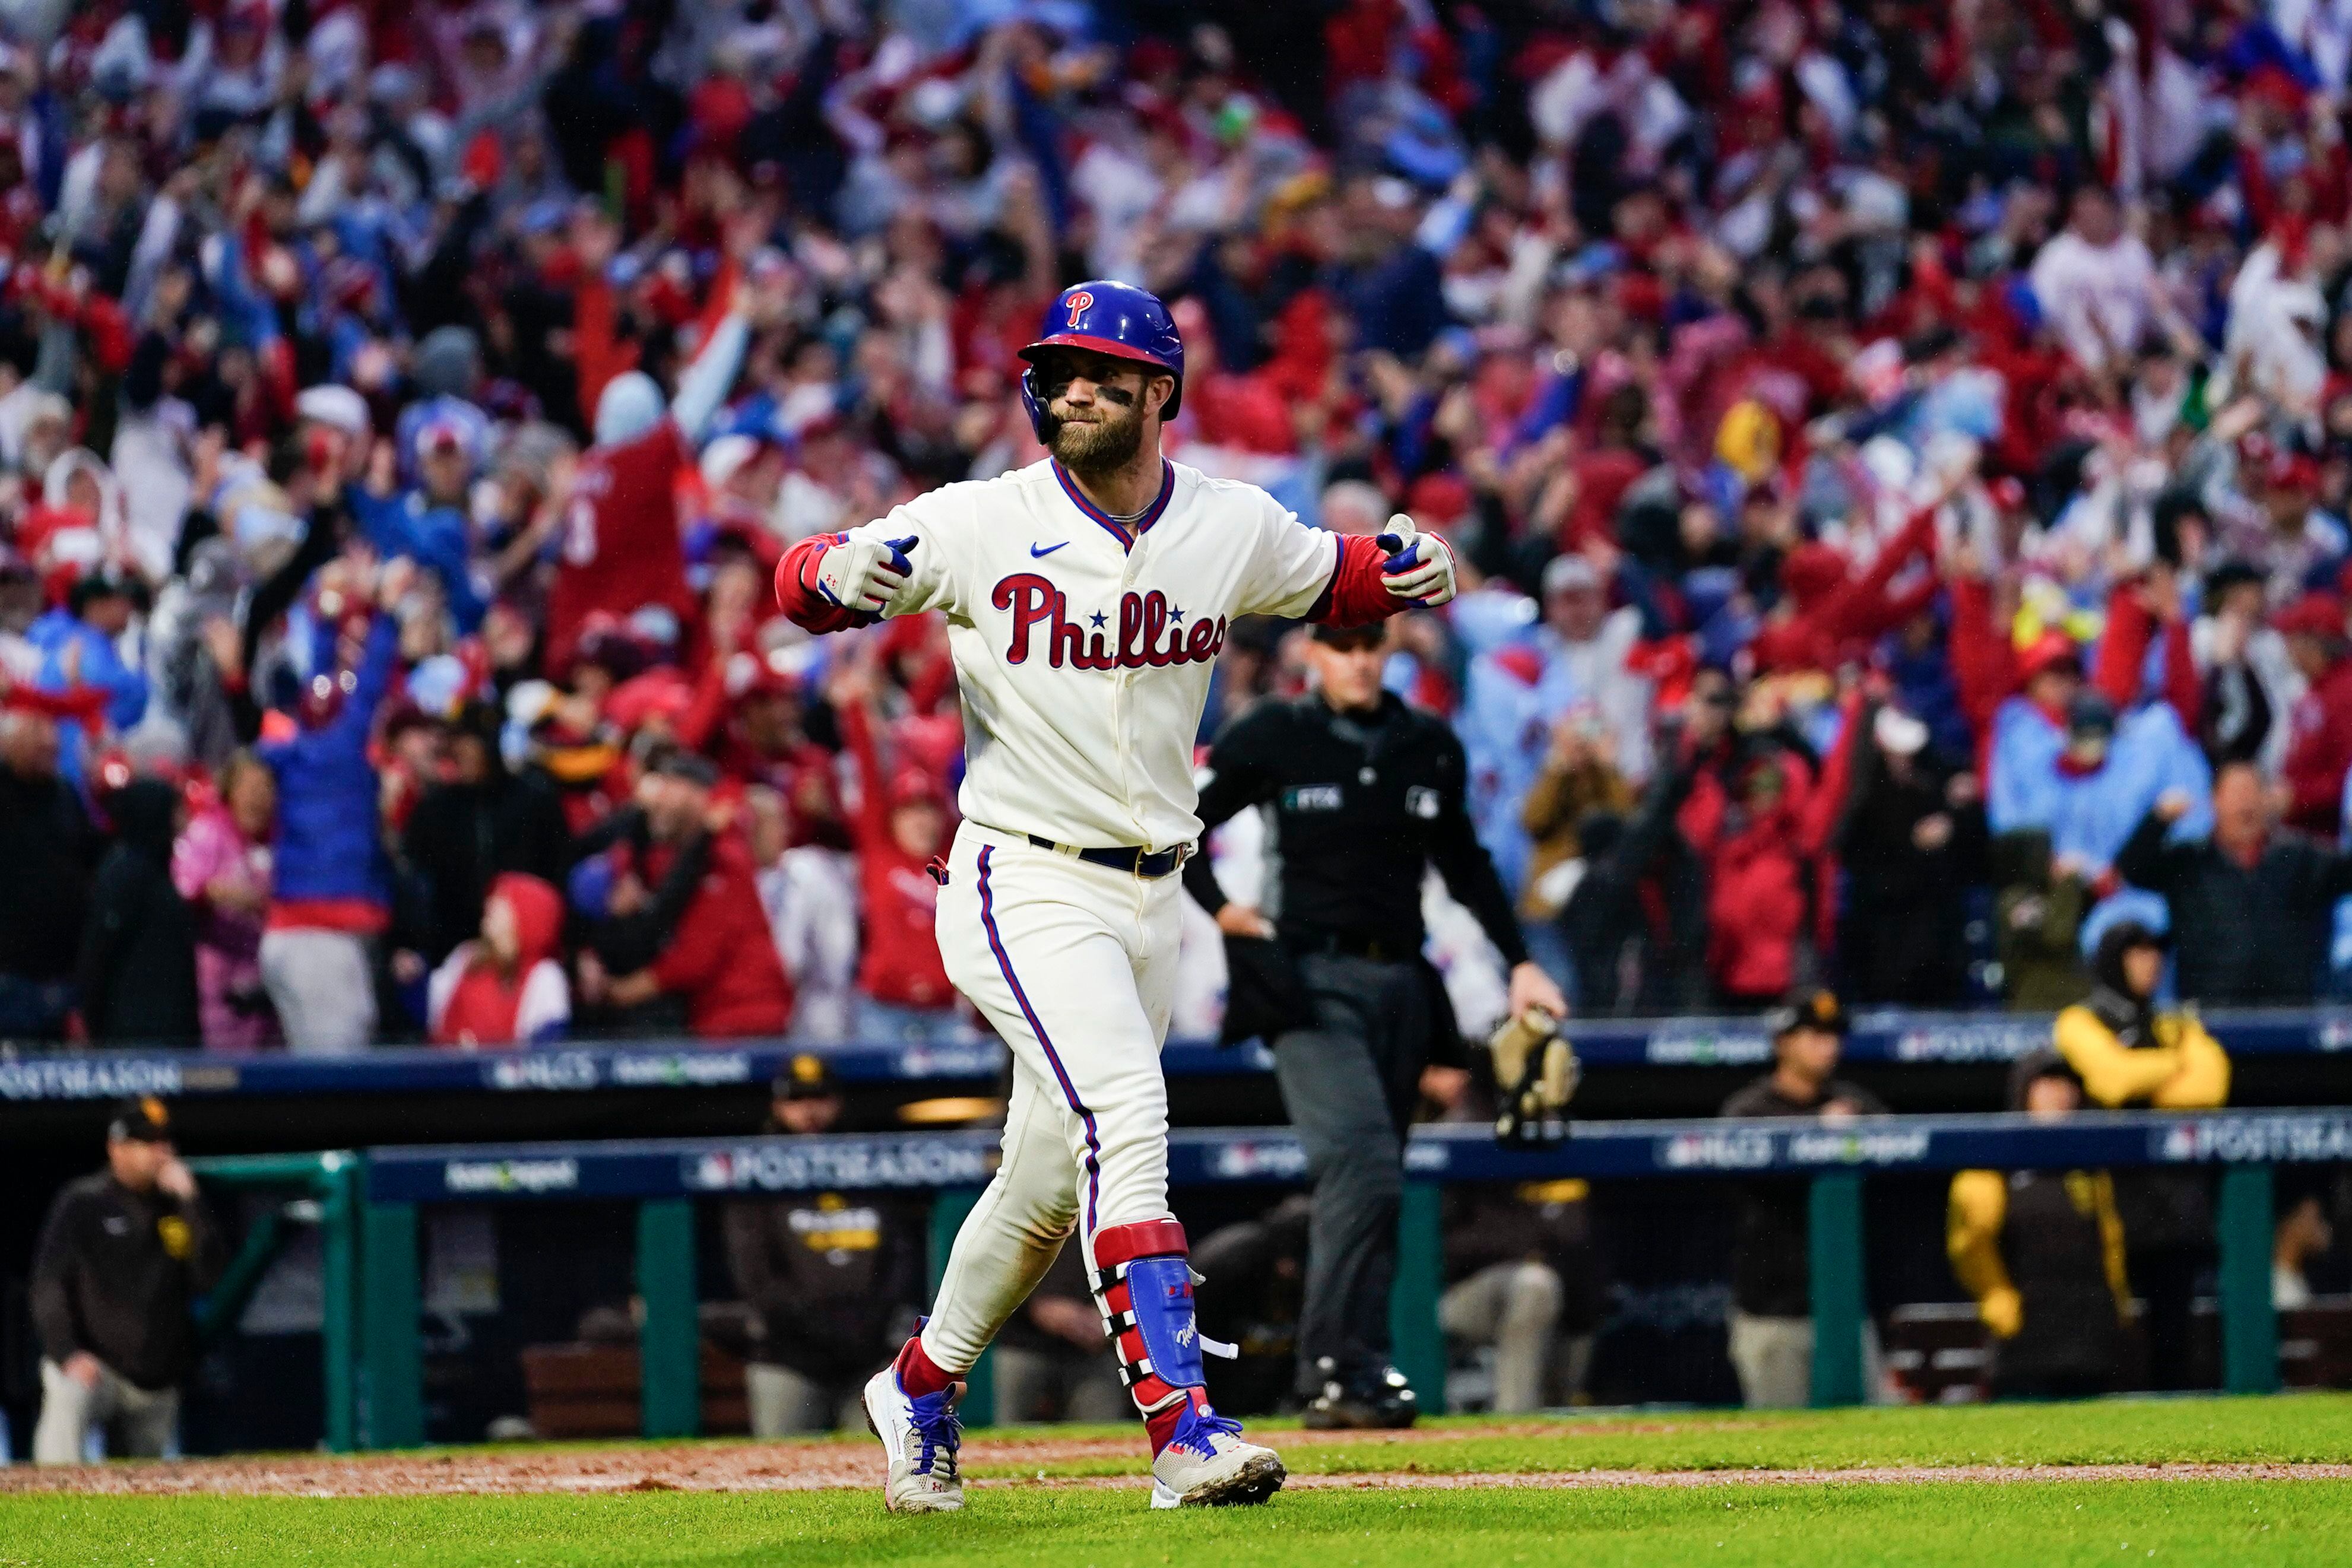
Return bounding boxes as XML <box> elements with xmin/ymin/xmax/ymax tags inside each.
<box><xmin>1187</xmin><ymin>621</ymin><xmax>1564</xmax><ymax>1427</ymax></box>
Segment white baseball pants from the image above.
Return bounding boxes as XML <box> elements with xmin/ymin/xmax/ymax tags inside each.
<box><xmin>917</xmin><ymin>823</ymin><xmax>1182</xmax><ymax>1375</ymax></box>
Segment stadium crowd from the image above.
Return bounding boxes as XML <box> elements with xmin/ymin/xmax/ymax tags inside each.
<box><xmin>14</xmin><ymin>0</ymin><xmax>2352</xmax><ymax>1052</ymax></box>
<box><xmin>23</xmin><ymin>0</ymin><xmax>2352</xmax><ymax>1446</ymax></box>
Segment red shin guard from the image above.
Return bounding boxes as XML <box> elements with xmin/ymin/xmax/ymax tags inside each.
<box><xmin>1090</xmin><ymin>1217</ymin><xmax>1229</xmax><ymax>1452</ymax></box>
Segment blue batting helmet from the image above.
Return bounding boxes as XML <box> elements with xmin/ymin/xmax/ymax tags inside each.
<box><xmin>1017</xmin><ymin>280</ymin><xmax>1184</xmax><ymax>439</ymax></box>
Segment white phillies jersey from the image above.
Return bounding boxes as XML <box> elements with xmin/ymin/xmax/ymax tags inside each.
<box><xmin>851</xmin><ymin>456</ymin><xmax>1341</xmax><ymax>852</ymax></box>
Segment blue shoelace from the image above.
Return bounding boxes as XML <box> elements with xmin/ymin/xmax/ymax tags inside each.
<box><xmin>907</xmin><ymin>1390</ymin><xmax>962</xmax><ymax>1477</ymax></box>
<box><xmin>1174</xmin><ymin>1407</ymin><xmax>1244</xmax><ymax>1459</ymax></box>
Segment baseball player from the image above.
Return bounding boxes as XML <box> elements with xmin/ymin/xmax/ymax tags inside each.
<box><xmin>772</xmin><ymin>281</ymin><xmax>1456</xmax><ymax>1512</ymax></box>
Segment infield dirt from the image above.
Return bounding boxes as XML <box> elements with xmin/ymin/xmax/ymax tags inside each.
<box><xmin>7</xmin><ymin>1422</ymin><xmax>2352</xmax><ymax>1499</ymax></box>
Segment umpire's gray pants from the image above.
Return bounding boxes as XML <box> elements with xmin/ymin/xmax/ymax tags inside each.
<box><xmin>1273</xmin><ymin>952</ymin><xmax>1435</xmax><ymax>1396</ymax></box>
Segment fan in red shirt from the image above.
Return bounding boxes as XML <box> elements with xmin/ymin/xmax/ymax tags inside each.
<box><xmin>1559</xmin><ymin>384</ymin><xmax>1655</xmax><ymax>551</ymax></box>
<box><xmin>677</xmin><ymin>636</ymin><xmax>843</xmax><ymax>846</ymax></box>
<box><xmin>1168</xmin><ymin>298</ymin><xmax>1296</xmax><ymax>456</ymax></box>
<box><xmin>2276</xmin><ymin>592</ymin><xmax>2352</xmax><ymax>836</ymax></box>
<box><xmin>597</xmin><ymin>749</ymin><xmax>794</xmax><ymax>1039</ymax></box>
<box><xmin>1749</xmin><ymin>503</ymin><xmax>1944</xmax><ymax>675</ymax></box>
<box><xmin>545</xmin><ymin>417</ymin><xmax>703</xmax><ymax>673</ymax></box>
<box><xmin>428</xmin><ymin>874</ymin><xmax>570</xmax><ymax>1049</ymax></box>
<box><xmin>545</xmin><ymin>221</ymin><xmax>761</xmax><ymax>673</ymax></box>
<box><xmin>827</xmin><ymin>650</ymin><xmax>965</xmax><ymax>1043</ymax></box>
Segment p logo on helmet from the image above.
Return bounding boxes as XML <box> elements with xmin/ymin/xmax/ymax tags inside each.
<box><xmin>1064</xmin><ymin>290</ymin><xmax>1094</xmax><ymax>326</ymax></box>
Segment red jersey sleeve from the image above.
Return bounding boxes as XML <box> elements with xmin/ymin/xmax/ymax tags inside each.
<box><xmin>836</xmin><ymin>695</ymin><xmax>890</xmax><ymax>844</ymax></box>
<box><xmin>1947</xmin><ymin>573</ymin><xmax>2016</xmax><ymax>740</ymax></box>
<box><xmin>574</xmin><ymin>276</ymin><xmax>637</xmax><ymax>427</ymax></box>
<box><xmin>2091</xmin><ymin>581</ymin><xmax>2151</xmax><ymax>709</ymax></box>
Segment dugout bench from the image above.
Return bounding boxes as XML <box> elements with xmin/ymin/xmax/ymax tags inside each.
<box><xmin>196</xmin><ymin>1109</ymin><xmax>2352</xmax><ymax>1450</ymax></box>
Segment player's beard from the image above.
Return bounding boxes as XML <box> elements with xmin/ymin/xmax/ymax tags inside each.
<box><xmin>1045</xmin><ymin>396</ymin><xmax>1147</xmax><ymax>477</ymax></box>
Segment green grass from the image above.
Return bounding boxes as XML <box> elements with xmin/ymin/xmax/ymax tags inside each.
<box><xmin>4</xmin><ymin>1483</ymin><xmax>2350</xmax><ymax>1567</ymax></box>
<box><xmin>963</xmin><ymin>1393</ymin><xmax>2352</xmax><ymax>1479</ymax></box>
<box><xmin>11</xmin><ymin>1397</ymin><xmax>2352</xmax><ymax>1567</ymax></box>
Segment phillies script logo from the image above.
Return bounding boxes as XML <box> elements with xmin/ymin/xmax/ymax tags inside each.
<box><xmin>993</xmin><ymin>573</ymin><xmax>1228</xmax><ymax>669</ymax></box>
<box><xmin>1064</xmin><ymin>289</ymin><xmax>1093</xmax><ymax>325</ymax></box>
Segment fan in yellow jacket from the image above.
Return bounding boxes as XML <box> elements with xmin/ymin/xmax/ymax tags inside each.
<box><xmin>2049</xmin><ymin>922</ymin><xmax>2230</xmax><ymax>1110</ymax></box>
<box><xmin>1947</xmin><ymin>1052</ymin><xmax>2132</xmax><ymax>1398</ymax></box>
<box><xmin>2049</xmin><ymin>921</ymin><xmax>2230</xmax><ymax>1391</ymax></box>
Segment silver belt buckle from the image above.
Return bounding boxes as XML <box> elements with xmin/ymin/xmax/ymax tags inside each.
<box><xmin>1136</xmin><ymin>842</ymin><xmax>1191</xmax><ymax>880</ymax></box>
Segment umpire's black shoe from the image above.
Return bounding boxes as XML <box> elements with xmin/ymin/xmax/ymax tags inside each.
<box><xmin>1300</xmin><ymin>1363</ymin><xmax>1419</xmax><ymax>1430</ymax></box>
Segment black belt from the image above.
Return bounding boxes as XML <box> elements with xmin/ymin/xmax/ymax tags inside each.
<box><xmin>1025</xmin><ymin>833</ymin><xmax>1187</xmax><ymax>879</ymax></box>
<box><xmin>1293</xmin><ymin>930</ymin><xmax>1415</xmax><ymax>963</ymax></box>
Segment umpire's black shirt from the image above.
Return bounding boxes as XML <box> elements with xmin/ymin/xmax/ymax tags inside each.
<box><xmin>30</xmin><ymin>1172</ymin><xmax>227</xmax><ymax>1390</ymax></box>
<box><xmin>1185</xmin><ymin>691</ymin><xmax>1528</xmax><ymax>966</ymax></box>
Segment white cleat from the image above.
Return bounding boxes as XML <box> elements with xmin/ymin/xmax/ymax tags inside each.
<box><xmin>1148</xmin><ymin>1405</ymin><xmax>1286</xmax><ymax>1509</ymax></box>
<box><xmin>862</xmin><ymin>1365</ymin><xmax>965</xmax><ymax>1514</ymax></box>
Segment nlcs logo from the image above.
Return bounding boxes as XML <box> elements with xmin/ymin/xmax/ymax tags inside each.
<box><xmin>1064</xmin><ymin>290</ymin><xmax>1093</xmax><ymax>326</ymax></box>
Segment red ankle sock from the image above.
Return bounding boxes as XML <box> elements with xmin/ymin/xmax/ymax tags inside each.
<box><xmin>1143</xmin><ymin>1391</ymin><xmax>1204</xmax><ymax>1456</ymax></box>
<box><xmin>893</xmin><ymin>1336</ymin><xmax>954</xmax><ymax>1399</ymax></box>
<box><xmin>1145</xmin><ymin>1403</ymin><xmax>1185</xmax><ymax>1456</ymax></box>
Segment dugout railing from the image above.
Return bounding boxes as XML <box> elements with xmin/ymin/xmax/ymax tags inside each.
<box><xmin>202</xmin><ymin>1107</ymin><xmax>2352</xmax><ymax>1450</ymax></box>
<box><xmin>179</xmin><ymin>1151</ymin><xmax>367</xmax><ymax>1450</ymax></box>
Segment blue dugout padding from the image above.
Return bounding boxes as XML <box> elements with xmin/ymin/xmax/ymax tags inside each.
<box><xmin>12</xmin><ymin>1007</ymin><xmax>2352</xmax><ymax>1103</ymax></box>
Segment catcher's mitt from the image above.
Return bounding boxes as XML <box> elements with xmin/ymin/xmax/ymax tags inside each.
<box><xmin>1488</xmin><ymin>1006</ymin><xmax>1578</xmax><ymax>1147</ymax></box>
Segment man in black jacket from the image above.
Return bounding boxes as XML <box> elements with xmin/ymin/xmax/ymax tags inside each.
<box><xmin>30</xmin><ymin>1097</ymin><xmax>226</xmax><ymax>1462</ymax></box>
<box><xmin>1720</xmin><ymin>991</ymin><xmax>1887</xmax><ymax>1407</ymax></box>
<box><xmin>719</xmin><ymin>1058</ymin><xmax>923</xmax><ymax>1434</ymax></box>
<box><xmin>1439</xmin><ymin>1177</ymin><xmax>1602</xmax><ymax>1412</ymax></box>
<box><xmin>1558</xmin><ymin>674</ymin><xmax>1739</xmax><ymax>1016</ymax></box>
<box><xmin>0</xmin><ymin>706</ymin><xmax>96</xmax><ymax>1040</ymax></box>
<box><xmin>398</xmin><ymin>700</ymin><xmax>572</xmax><ymax>967</ymax></box>
<box><xmin>77</xmin><ymin>777</ymin><xmax>200</xmax><ymax>1044</ymax></box>
<box><xmin>1832</xmin><ymin>704</ymin><xmax>1986</xmax><ymax>1005</ymax></box>
<box><xmin>1186</xmin><ymin>621</ymin><xmax>1564</xmax><ymax>1427</ymax></box>
<box><xmin>2116</xmin><ymin>763</ymin><xmax>2352</xmax><ymax>1004</ymax></box>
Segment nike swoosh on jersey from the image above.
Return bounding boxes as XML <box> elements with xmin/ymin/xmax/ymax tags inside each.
<box><xmin>1030</xmin><ymin>541</ymin><xmax>1070</xmax><ymax>557</ymax></box>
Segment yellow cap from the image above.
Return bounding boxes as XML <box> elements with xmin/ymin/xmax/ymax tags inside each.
<box><xmin>1716</xmin><ymin>399</ymin><xmax>1780</xmax><ymax>482</ymax></box>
